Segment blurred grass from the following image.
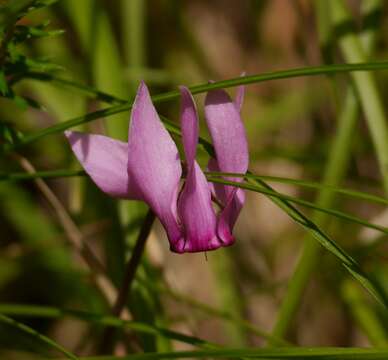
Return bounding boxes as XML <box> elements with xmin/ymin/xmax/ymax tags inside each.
<box><xmin>1</xmin><ymin>0</ymin><xmax>388</xmax><ymax>358</ymax></box>
<box><xmin>271</xmin><ymin>0</ymin><xmax>387</xmax><ymax>341</ymax></box>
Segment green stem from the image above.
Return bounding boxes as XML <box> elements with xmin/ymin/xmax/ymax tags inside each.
<box><xmin>113</xmin><ymin>209</ymin><xmax>155</xmax><ymax>317</ymax></box>
<box><xmin>99</xmin><ymin>209</ymin><xmax>155</xmax><ymax>352</ymax></box>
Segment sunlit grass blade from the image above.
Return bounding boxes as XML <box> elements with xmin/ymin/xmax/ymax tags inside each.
<box><xmin>5</xmin><ymin>61</ymin><xmax>388</xmax><ymax>153</ymax></box>
<box><xmin>0</xmin><ymin>313</ymin><xmax>78</xmax><ymax>360</ymax></box>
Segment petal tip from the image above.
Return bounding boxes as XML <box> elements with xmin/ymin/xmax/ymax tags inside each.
<box><xmin>64</xmin><ymin>130</ymin><xmax>73</xmax><ymax>138</ymax></box>
<box><xmin>178</xmin><ymin>85</ymin><xmax>190</xmax><ymax>94</ymax></box>
<box><xmin>136</xmin><ymin>80</ymin><xmax>149</xmax><ymax>98</ymax></box>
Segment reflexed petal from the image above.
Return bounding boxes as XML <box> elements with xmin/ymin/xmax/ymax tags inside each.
<box><xmin>205</xmin><ymin>86</ymin><xmax>248</xmax><ymax>237</ymax></box>
<box><xmin>127</xmin><ymin>81</ymin><xmax>183</xmax><ymax>248</ymax></box>
<box><xmin>178</xmin><ymin>162</ymin><xmax>220</xmax><ymax>252</ymax></box>
<box><xmin>179</xmin><ymin>86</ymin><xmax>198</xmax><ymax>166</ymax></box>
<box><xmin>65</xmin><ymin>130</ymin><xmax>137</xmax><ymax>199</ymax></box>
<box><xmin>204</xmin><ymin>88</ymin><xmax>249</xmax><ymax>189</ymax></box>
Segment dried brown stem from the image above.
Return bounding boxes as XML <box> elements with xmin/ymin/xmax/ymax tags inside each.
<box><xmin>13</xmin><ymin>154</ymin><xmax>124</xmax><ymax>309</ymax></box>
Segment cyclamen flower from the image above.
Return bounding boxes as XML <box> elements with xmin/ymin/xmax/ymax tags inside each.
<box><xmin>65</xmin><ymin>82</ymin><xmax>248</xmax><ymax>253</ymax></box>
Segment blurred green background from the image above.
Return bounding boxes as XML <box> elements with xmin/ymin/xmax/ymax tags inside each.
<box><xmin>0</xmin><ymin>0</ymin><xmax>388</xmax><ymax>358</ymax></box>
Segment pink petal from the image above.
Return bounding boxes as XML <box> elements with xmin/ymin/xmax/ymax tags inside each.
<box><xmin>65</xmin><ymin>130</ymin><xmax>138</xmax><ymax>199</ymax></box>
<box><xmin>177</xmin><ymin>86</ymin><xmax>220</xmax><ymax>252</ymax></box>
<box><xmin>178</xmin><ymin>162</ymin><xmax>220</xmax><ymax>253</ymax></box>
<box><xmin>204</xmin><ymin>88</ymin><xmax>249</xmax><ymax>188</ymax></box>
<box><xmin>127</xmin><ymin>82</ymin><xmax>183</xmax><ymax>249</ymax></box>
<box><xmin>179</xmin><ymin>86</ymin><xmax>198</xmax><ymax>166</ymax></box>
<box><xmin>205</xmin><ymin>88</ymin><xmax>248</xmax><ymax>238</ymax></box>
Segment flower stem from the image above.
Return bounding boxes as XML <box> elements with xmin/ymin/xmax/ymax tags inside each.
<box><xmin>99</xmin><ymin>209</ymin><xmax>155</xmax><ymax>353</ymax></box>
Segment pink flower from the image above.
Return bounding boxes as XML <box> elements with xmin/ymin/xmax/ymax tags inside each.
<box><xmin>65</xmin><ymin>82</ymin><xmax>248</xmax><ymax>253</ymax></box>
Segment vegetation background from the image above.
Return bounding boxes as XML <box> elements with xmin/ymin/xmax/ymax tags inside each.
<box><xmin>0</xmin><ymin>0</ymin><xmax>388</xmax><ymax>359</ymax></box>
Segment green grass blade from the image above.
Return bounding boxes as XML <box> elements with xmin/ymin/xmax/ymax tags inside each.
<box><xmin>342</xmin><ymin>280</ymin><xmax>388</xmax><ymax>346</ymax></box>
<box><xmin>0</xmin><ymin>169</ymin><xmax>85</xmax><ymax>181</ymax></box>
<box><xmin>0</xmin><ymin>313</ymin><xmax>78</xmax><ymax>360</ymax></box>
<box><xmin>207</xmin><ymin>172</ymin><xmax>388</xmax><ymax>207</ymax></box>
<box><xmin>236</xmin><ymin>177</ymin><xmax>388</xmax><ymax>307</ymax></box>
<box><xmin>155</xmin><ymin>283</ymin><xmax>290</xmax><ymax>347</ymax></box>
<box><xmin>59</xmin><ymin>347</ymin><xmax>388</xmax><ymax>360</ymax></box>
<box><xmin>207</xmin><ymin>177</ymin><xmax>388</xmax><ymax>235</ymax></box>
<box><xmin>0</xmin><ymin>304</ymin><xmax>218</xmax><ymax>349</ymax></box>
<box><xmin>5</xmin><ymin>61</ymin><xmax>388</xmax><ymax>152</ymax></box>
<box><xmin>3</xmin><ymin>169</ymin><xmax>388</xmax><ymax>207</ymax></box>
<box><xmin>330</xmin><ymin>0</ymin><xmax>388</xmax><ymax>194</ymax></box>
<box><xmin>12</xmin><ymin>72</ymin><xmax>126</xmax><ymax>104</ymax></box>
<box><xmin>2</xmin><ymin>169</ymin><xmax>386</xmax><ymax>234</ymax></box>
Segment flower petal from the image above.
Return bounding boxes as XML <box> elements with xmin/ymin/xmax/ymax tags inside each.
<box><xmin>177</xmin><ymin>86</ymin><xmax>220</xmax><ymax>252</ymax></box>
<box><xmin>127</xmin><ymin>82</ymin><xmax>183</xmax><ymax>249</ymax></box>
<box><xmin>204</xmin><ymin>88</ymin><xmax>249</xmax><ymax>186</ymax></box>
<box><xmin>65</xmin><ymin>130</ymin><xmax>137</xmax><ymax>199</ymax></box>
<box><xmin>178</xmin><ymin>162</ymin><xmax>220</xmax><ymax>252</ymax></box>
<box><xmin>179</xmin><ymin>86</ymin><xmax>198</xmax><ymax>166</ymax></box>
<box><xmin>205</xmin><ymin>90</ymin><xmax>249</xmax><ymax>207</ymax></box>
<box><xmin>204</xmin><ymin>85</ymin><xmax>248</xmax><ymax>240</ymax></box>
